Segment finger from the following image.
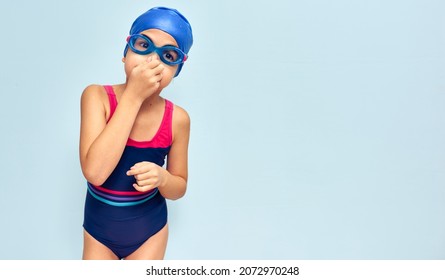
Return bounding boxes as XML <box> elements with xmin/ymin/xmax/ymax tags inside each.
<box><xmin>135</xmin><ymin>178</ymin><xmax>154</xmax><ymax>187</ymax></box>
<box><xmin>135</xmin><ymin>161</ymin><xmax>155</xmax><ymax>169</ymax></box>
<box><xmin>134</xmin><ymin>172</ymin><xmax>151</xmax><ymax>181</ymax></box>
<box><xmin>140</xmin><ymin>68</ymin><xmax>163</xmax><ymax>86</ymax></box>
<box><xmin>126</xmin><ymin>169</ymin><xmax>138</xmax><ymax>176</ymax></box>
<box><xmin>133</xmin><ymin>183</ymin><xmax>147</xmax><ymax>192</ymax></box>
<box><xmin>126</xmin><ymin>162</ymin><xmax>153</xmax><ymax>176</ymax></box>
<box><xmin>131</xmin><ymin>162</ymin><xmax>146</xmax><ymax>169</ymax></box>
<box><xmin>134</xmin><ymin>58</ymin><xmax>154</xmax><ymax>70</ymax></box>
<box><xmin>127</xmin><ymin>167</ymin><xmax>145</xmax><ymax>176</ymax></box>
<box><xmin>141</xmin><ymin>58</ymin><xmax>163</xmax><ymax>71</ymax></box>
<box><xmin>153</xmin><ymin>63</ymin><xmax>164</xmax><ymax>73</ymax></box>
<box><xmin>133</xmin><ymin>58</ymin><xmax>158</xmax><ymax>75</ymax></box>
<box><xmin>133</xmin><ymin>183</ymin><xmax>156</xmax><ymax>192</ymax></box>
<box><xmin>146</xmin><ymin>57</ymin><xmax>161</xmax><ymax>68</ymax></box>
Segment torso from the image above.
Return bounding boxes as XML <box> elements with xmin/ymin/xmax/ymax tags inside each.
<box><xmin>90</xmin><ymin>85</ymin><xmax>174</xmax><ymax>197</ymax></box>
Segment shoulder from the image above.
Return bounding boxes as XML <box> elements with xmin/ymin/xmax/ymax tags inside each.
<box><xmin>171</xmin><ymin>103</ymin><xmax>190</xmax><ymax>128</ymax></box>
<box><xmin>80</xmin><ymin>84</ymin><xmax>109</xmax><ymax>108</ymax></box>
<box><xmin>81</xmin><ymin>84</ymin><xmax>106</xmax><ymax>100</ymax></box>
<box><xmin>171</xmin><ymin>103</ymin><xmax>190</xmax><ymax>141</ymax></box>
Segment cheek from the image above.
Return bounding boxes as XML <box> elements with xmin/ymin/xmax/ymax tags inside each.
<box><xmin>123</xmin><ymin>56</ymin><xmax>137</xmax><ymax>76</ymax></box>
<box><xmin>162</xmin><ymin>65</ymin><xmax>177</xmax><ymax>80</ymax></box>
<box><xmin>159</xmin><ymin>66</ymin><xmax>176</xmax><ymax>88</ymax></box>
<box><xmin>123</xmin><ymin>61</ymin><xmax>131</xmax><ymax>76</ymax></box>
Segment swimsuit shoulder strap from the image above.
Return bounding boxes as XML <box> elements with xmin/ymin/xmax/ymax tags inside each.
<box><xmin>103</xmin><ymin>85</ymin><xmax>117</xmax><ymax>122</ymax></box>
<box><xmin>163</xmin><ymin>99</ymin><xmax>174</xmax><ymax>145</ymax></box>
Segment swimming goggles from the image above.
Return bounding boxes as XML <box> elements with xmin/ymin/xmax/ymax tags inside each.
<box><xmin>126</xmin><ymin>34</ymin><xmax>187</xmax><ymax>65</ymax></box>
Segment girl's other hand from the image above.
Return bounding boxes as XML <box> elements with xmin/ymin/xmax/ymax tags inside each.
<box><xmin>126</xmin><ymin>161</ymin><xmax>167</xmax><ymax>192</ymax></box>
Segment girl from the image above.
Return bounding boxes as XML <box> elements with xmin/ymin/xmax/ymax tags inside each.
<box><xmin>79</xmin><ymin>7</ymin><xmax>193</xmax><ymax>260</ymax></box>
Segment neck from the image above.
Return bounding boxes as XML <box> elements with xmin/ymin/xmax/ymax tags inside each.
<box><xmin>141</xmin><ymin>93</ymin><xmax>163</xmax><ymax>110</ymax></box>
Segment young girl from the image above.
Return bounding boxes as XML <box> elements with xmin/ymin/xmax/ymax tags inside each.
<box><xmin>79</xmin><ymin>7</ymin><xmax>193</xmax><ymax>260</ymax></box>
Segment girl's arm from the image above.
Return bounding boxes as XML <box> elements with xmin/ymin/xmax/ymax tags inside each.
<box><xmin>161</xmin><ymin>106</ymin><xmax>190</xmax><ymax>199</ymax></box>
<box><xmin>79</xmin><ymin>85</ymin><xmax>143</xmax><ymax>186</ymax></box>
<box><xmin>127</xmin><ymin>106</ymin><xmax>190</xmax><ymax>200</ymax></box>
<box><xmin>80</xmin><ymin>58</ymin><xmax>164</xmax><ymax>185</ymax></box>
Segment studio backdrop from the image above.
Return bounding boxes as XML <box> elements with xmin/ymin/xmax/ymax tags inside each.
<box><xmin>0</xmin><ymin>0</ymin><xmax>444</xmax><ymax>259</ymax></box>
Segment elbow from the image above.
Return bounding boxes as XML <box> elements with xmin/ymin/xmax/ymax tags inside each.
<box><xmin>160</xmin><ymin>180</ymin><xmax>187</xmax><ymax>201</ymax></box>
<box><xmin>167</xmin><ymin>191</ymin><xmax>186</xmax><ymax>201</ymax></box>
<box><xmin>87</xmin><ymin>177</ymin><xmax>107</xmax><ymax>187</ymax></box>
<box><xmin>83</xmin><ymin>172</ymin><xmax>108</xmax><ymax>186</ymax></box>
<box><xmin>81</xmin><ymin>165</ymin><xmax>109</xmax><ymax>186</ymax></box>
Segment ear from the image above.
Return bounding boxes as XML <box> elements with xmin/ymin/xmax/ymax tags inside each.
<box><xmin>122</xmin><ymin>57</ymin><xmax>125</xmax><ymax>63</ymax></box>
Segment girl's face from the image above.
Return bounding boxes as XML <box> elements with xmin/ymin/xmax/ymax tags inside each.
<box><xmin>123</xmin><ymin>28</ymin><xmax>180</xmax><ymax>89</ymax></box>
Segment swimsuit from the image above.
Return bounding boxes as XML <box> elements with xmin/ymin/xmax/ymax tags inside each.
<box><xmin>83</xmin><ymin>85</ymin><xmax>172</xmax><ymax>259</ymax></box>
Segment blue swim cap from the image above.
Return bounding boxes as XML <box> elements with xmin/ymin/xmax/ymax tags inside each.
<box><xmin>124</xmin><ymin>7</ymin><xmax>193</xmax><ymax>77</ymax></box>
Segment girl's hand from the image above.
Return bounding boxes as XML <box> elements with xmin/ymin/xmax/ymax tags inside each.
<box><xmin>126</xmin><ymin>161</ymin><xmax>167</xmax><ymax>192</ymax></box>
<box><xmin>126</xmin><ymin>57</ymin><xmax>165</xmax><ymax>102</ymax></box>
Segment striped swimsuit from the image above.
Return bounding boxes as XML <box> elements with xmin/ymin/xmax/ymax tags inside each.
<box><xmin>83</xmin><ymin>85</ymin><xmax>172</xmax><ymax>259</ymax></box>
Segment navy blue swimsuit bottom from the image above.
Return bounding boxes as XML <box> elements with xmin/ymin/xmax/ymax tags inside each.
<box><xmin>83</xmin><ymin>188</ymin><xmax>167</xmax><ymax>259</ymax></box>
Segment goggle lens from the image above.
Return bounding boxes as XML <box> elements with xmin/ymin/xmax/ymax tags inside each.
<box><xmin>127</xmin><ymin>34</ymin><xmax>187</xmax><ymax>65</ymax></box>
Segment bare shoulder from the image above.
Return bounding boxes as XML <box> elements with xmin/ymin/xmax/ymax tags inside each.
<box><xmin>172</xmin><ymin>104</ymin><xmax>191</xmax><ymax>127</ymax></box>
<box><xmin>171</xmin><ymin>104</ymin><xmax>190</xmax><ymax>142</ymax></box>
<box><xmin>81</xmin><ymin>84</ymin><xmax>107</xmax><ymax>102</ymax></box>
<box><xmin>80</xmin><ymin>84</ymin><xmax>109</xmax><ymax>116</ymax></box>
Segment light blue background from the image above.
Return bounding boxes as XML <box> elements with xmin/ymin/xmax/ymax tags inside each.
<box><xmin>0</xmin><ymin>0</ymin><xmax>444</xmax><ymax>259</ymax></box>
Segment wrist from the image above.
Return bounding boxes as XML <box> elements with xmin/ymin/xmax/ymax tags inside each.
<box><xmin>159</xmin><ymin>168</ymin><xmax>170</xmax><ymax>190</ymax></box>
<box><xmin>120</xmin><ymin>90</ymin><xmax>145</xmax><ymax>107</ymax></box>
